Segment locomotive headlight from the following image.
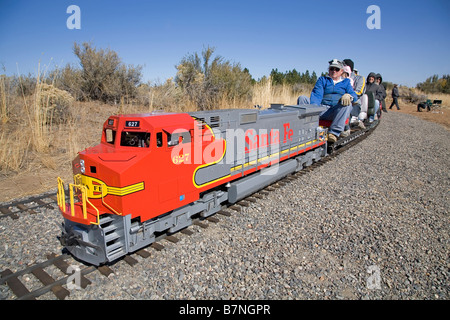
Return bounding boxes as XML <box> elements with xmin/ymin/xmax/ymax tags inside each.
<box><xmin>80</xmin><ymin>159</ymin><xmax>85</xmax><ymax>174</ymax></box>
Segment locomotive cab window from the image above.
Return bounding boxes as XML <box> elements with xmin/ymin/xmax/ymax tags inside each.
<box><xmin>105</xmin><ymin>129</ymin><xmax>116</xmax><ymax>145</ymax></box>
<box><xmin>120</xmin><ymin>131</ymin><xmax>150</xmax><ymax>148</ymax></box>
<box><xmin>166</xmin><ymin>131</ymin><xmax>191</xmax><ymax>147</ymax></box>
<box><xmin>156</xmin><ymin>132</ymin><xmax>163</xmax><ymax>147</ymax></box>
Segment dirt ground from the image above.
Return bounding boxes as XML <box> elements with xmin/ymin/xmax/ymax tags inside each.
<box><xmin>385</xmin><ymin>97</ymin><xmax>450</xmax><ymax>130</ymax></box>
<box><xmin>0</xmin><ymin>98</ymin><xmax>448</xmax><ymax>203</ymax></box>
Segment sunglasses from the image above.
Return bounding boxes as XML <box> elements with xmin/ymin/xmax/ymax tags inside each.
<box><xmin>329</xmin><ymin>67</ymin><xmax>341</xmax><ymax>72</ymax></box>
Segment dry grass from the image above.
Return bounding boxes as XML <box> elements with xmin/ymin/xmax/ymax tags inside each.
<box><xmin>0</xmin><ymin>75</ymin><xmax>9</xmax><ymax>124</ymax></box>
<box><xmin>0</xmin><ymin>125</ymin><xmax>31</xmax><ymax>171</ymax></box>
<box><xmin>251</xmin><ymin>78</ymin><xmax>312</xmax><ymax>107</ymax></box>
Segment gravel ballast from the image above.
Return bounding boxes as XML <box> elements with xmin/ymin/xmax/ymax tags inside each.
<box><xmin>0</xmin><ymin>112</ymin><xmax>449</xmax><ymax>300</ymax></box>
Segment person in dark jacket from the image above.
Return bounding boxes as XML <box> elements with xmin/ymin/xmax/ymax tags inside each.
<box><xmin>389</xmin><ymin>84</ymin><xmax>400</xmax><ymax>110</ymax></box>
<box><xmin>365</xmin><ymin>72</ymin><xmax>383</xmax><ymax>122</ymax></box>
<box><xmin>376</xmin><ymin>73</ymin><xmax>387</xmax><ymax>113</ymax></box>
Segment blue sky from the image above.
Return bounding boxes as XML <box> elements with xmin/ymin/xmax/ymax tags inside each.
<box><xmin>0</xmin><ymin>0</ymin><xmax>449</xmax><ymax>87</ymax></box>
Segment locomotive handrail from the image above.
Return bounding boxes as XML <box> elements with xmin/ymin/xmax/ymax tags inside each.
<box><xmin>100</xmin><ymin>183</ymin><xmax>123</xmax><ymax>216</ymax></box>
<box><xmin>74</xmin><ymin>174</ymin><xmax>120</xmax><ymax>223</ymax></box>
<box><xmin>57</xmin><ymin>177</ymin><xmax>66</xmax><ymax>211</ymax></box>
<box><xmin>86</xmin><ymin>196</ymin><xmax>100</xmax><ymax>225</ymax></box>
<box><xmin>58</xmin><ymin>177</ymin><xmax>100</xmax><ymax>225</ymax></box>
<box><xmin>68</xmin><ymin>183</ymin><xmax>100</xmax><ymax>225</ymax></box>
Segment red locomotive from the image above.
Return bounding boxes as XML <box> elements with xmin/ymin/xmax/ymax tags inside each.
<box><xmin>58</xmin><ymin>104</ymin><xmax>328</xmax><ymax>265</ymax></box>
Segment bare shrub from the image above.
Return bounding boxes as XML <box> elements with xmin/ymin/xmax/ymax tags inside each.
<box><xmin>175</xmin><ymin>46</ymin><xmax>252</xmax><ymax>110</ymax></box>
<box><xmin>38</xmin><ymin>83</ymin><xmax>74</xmax><ymax>124</ymax></box>
<box><xmin>51</xmin><ymin>64</ymin><xmax>84</xmax><ymax>101</ymax></box>
<box><xmin>73</xmin><ymin>42</ymin><xmax>142</xmax><ymax>104</ymax></box>
<box><xmin>399</xmin><ymin>86</ymin><xmax>427</xmax><ymax>104</ymax></box>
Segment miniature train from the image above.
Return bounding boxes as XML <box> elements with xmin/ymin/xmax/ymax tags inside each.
<box><xmin>57</xmin><ymin>103</ymin><xmax>371</xmax><ymax>265</ymax></box>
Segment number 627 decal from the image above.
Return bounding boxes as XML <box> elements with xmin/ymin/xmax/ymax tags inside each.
<box><xmin>172</xmin><ymin>153</ymin><xmax>190</xmax><ymax>164</ymax></box>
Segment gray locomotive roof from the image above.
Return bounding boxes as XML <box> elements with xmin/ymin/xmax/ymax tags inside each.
<box><xmin>189</xmin><ymin>104</ymin><xmax>325</xmax><ymax>128</ymax></box>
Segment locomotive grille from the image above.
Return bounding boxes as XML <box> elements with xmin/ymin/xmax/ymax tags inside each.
<box><xmin>196</xmin><ymin>118</ymin><xmax>206</xmax><ymax>129</ymax></box>
<box><xmin>240</xmin><ymin>112</ymin><xmax>257</xmax><ymax>124</ymax></box>
<box><xmin>210</xmin><ymin>115</ymin><xmax>220</xmax><ymax>128</ymax></box>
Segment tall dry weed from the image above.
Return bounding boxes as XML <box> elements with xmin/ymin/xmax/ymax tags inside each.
<box><xmin>0</xmin><ymin>126</ymin><xmax>31</xmax><ymax>172</ymax></box>
<box><xmin>0</xmin><ymin>75</ymin><xmax>8</xmax><ymax>124</ymax></box>
<box><xmin>251</xmin><ymin>77</ymin><xmax>311</xmax><ymax>108</ymax></box>
<box><xmin>19</xmin><ymin>62</ymin><xmax>49</xmax><ymax>153</ymax></box>
<box><xmin>0</xmin><ymin>62</ymin><xmax>75</xmax><ymax>173</ymax></box>
<box><xmin>20</xmin><ymin>63</ymin><xmax>74</xmax><ymax>153</ymax></box>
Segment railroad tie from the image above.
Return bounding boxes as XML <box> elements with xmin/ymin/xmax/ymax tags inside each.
<box><xmin>238</xmin><ymin>200</ymin><xmax>250</xmax><ymax>207</ymax></box>
<box><xmin>206</xmin><ymin>216</ymin><xmax>220</xmax><ymax>223</ymax></box>
<box><xmin>217</xmin><ymin>210</ymin><xmax>232</xmax><ymax>217</ymax></box>
<box><xmin>47</xmin><ymin>253</ymin><xmax>91</xmax><ymax>289</ymax></box>
<box><xmin>165</xmin><ymin>235</ymin><xmax>180</xmax><ymax>243</ymax></box>
<box><xmin>33</xmin><ymin>198</ymin><xmax>54</xmax><ymax>209</ymax></box>
<box><xmin>97</xmin><ymin>265</ymin><xmax>114</xmax><ymax>277</ymax></box>
<box><xmin>193</xmin><ymin>220</ymin><xmax>209</xmax><ymax>229</ymax></box>
<box><xmin>0</xmin><ymin>269</ymin><xmax>35</xmax><ymax>300</ymax></box>
<box><xmin>151</xmin><ymin>242</ymin><xmax>164</xmax><ymax>251</ymax></box>
<box><xmin>123</xmin><ymin>255</ymin><xmax>138</xmax><ymax>266</ymax></box>
<box><xmin>136</xmin><ymin>249</ymin><xmax>151</xmax><ymax>258</ymax></box>
<box><xmin>180</xmin><ymin>228</ymin><xmax>195</xmax><ymax>235</ymax></box>
<box><xmin>229</xmin><ymin>205</ymin><xmax>241</xmax><ymax>212</ymax></box>
<box><xmin>16</xmin><ymin>204</ymin><xmax>37</xmax><ymax>215</ymax></box>
<box><xmin>0</xmin><ymin>207</ymin><xmax>19</xmax><ymax>220</ymax></box>
<box><xmin>31</xmin><ymin>267</ymin><xmax>70</xmax><ymax>300</ymax></box>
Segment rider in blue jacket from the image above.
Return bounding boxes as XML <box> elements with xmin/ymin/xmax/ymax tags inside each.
<box><xmin>298</xmin><ymin>59</ymin><xmax>358</xmax><ymax>143</ymax></box>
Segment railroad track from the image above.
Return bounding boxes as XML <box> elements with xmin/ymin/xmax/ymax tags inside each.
<box><xmin>0</xmin><ymin>121</ymin><xmax>378</xmax><ymax>300</ymax></box>
<box><xmin>0</xmin><ymin>224</ymin><xmax>212</xmax><ymax>300</ymax></box>
<box><xmin>0</xmin><ymin>191</ymin><xmax>58</xmax><ymax>220</ymax></box>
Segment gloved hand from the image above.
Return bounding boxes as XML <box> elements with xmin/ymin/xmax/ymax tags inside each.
<box><xmin>340</xmin><ymin>93</ymin><xmax>352</xmax><ymax>106</ymax></box>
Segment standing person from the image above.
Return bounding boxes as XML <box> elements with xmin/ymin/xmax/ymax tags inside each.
<box><xmin>365</xmin><ymin>73</ymin><xmax>383</xmax><ymax>122</ymax></box>
<box><xmin>297</xmin><ymin>59</ymin><xmax>358</xmax><ymax>143</ymax></box>
<box><xmin>389</xmin><ymin>84</ymin><xmax>400</xmax><ymax>110</ymax></box>
<box><xmin>376</xmin><ymin>73</ymin><xmax>388</xmax><ymax>113</ymax></box>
